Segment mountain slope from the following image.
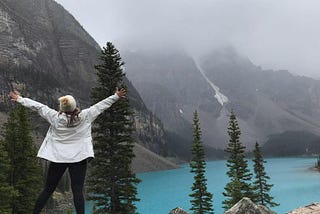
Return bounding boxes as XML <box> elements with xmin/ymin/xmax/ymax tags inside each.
<box><xmin>201</xmin><ymin>48</ymin><xmax>320</xmax><ymax>141</ymax></box>
<box><xmin>0</xmin><ymin>0</ymin><xmax>176</xmax><ymax>171</ymax></box>
<box><xmin>123</xmin><ymin>47</ymin><xmax>320</xmax><ymax>153</ymax></box>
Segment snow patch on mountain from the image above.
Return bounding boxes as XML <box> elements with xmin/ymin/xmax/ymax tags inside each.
<box><xmin>193</xmin><ymin>58</ymin><xmax>229</xmax><ymax>106</ymax></box>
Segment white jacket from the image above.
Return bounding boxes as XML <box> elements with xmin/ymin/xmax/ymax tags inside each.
<box><xmin>17</xmin><ymin>94</ymin><xmax>120</xmax><ymax>163</ymax></box>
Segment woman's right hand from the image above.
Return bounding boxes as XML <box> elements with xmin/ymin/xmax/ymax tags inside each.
<box><xmin>9</xmin><ymin>91</ymin><xmax>20</xmax><ymax>102</ymax></box>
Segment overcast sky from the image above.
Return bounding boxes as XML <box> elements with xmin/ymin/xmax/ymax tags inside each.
<box><xmin>55</xmin><ymin>0</ymin><xmax>320</xmax><ymax>78</ymax></box>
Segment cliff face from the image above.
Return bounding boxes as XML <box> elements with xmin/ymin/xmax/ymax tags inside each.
<box><xmin>0</xmin><ymin>0</ymin><xmax>173</xmax><ymax>171</ymax></box>
<box><xmin>0</xmin><ymin>0</ymin><xmax>98</xmax><ymax>100</ymax></box>
<box><xmin>133</xmin><ymin>109</ymin><xmax>168</xmax><ymax>155</ymax></box>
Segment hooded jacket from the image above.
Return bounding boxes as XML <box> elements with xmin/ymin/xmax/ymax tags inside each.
<box><xmin>17</xmin><ymin>94</ymin><xmax>120</xmax><ymax>163</ymax></box>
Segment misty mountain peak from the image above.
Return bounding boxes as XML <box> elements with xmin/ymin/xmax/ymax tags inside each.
<box><xmin>124</xmin><ymin>46</ymin><xmax>320</xmax><ymax>151</ymax></box>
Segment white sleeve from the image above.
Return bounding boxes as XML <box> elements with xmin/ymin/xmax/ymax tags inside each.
<box><xmin>17</xmin><ymin>97</ymin><xmax>58</xmax><ymax>125</ymax></box>
<box><xmin>86</xmin><ymin>94</ymin><xmax>120</xmax><ymax>122</ymax></box>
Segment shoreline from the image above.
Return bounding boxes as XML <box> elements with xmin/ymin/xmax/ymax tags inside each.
<box><xmin>137</xmin><ymin>155</ymin><xmax>319</xmax><ymax>174</ymax></box>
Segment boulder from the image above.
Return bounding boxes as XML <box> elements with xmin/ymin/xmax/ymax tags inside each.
<box><xmin>288</xmin><ymin>202</ymin><xmax>320</xmax><ymax>213</ymax></box>
<box><xmin>224</xmin><ymin>197</ymin><xmax>276</xmax><ymax>214</ymax></box>
<box><xmin>169</xmin><ymin>207</ymin><xmax>189</xmax><ymax>214</ymax></box>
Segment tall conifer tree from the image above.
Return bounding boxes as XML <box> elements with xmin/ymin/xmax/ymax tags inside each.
<box><xmin>0</xmin><ymin>142</ymin><xmax>17</xmax><ymax>213</ymax></box>
<box><xmin>87</xmin><ymin>42</ymin><xmax>140</xmax><ymax>214</ymax></box>
<box><xmin>1</xmin><ymin>105</ymin><xmax>43</xmax><ymax>213</ymax></box>
<box><xmin>252</xmin><ymin>142</ymin><xmax>279</xmax><ymax>208</ymax></box>
<box><xmin>222</xmin><ymin>111</ymin><xmax>253</xmax><ymax>210</ymax></box>
<box><xmin>189</xmin><ymin>110</ymin><xmax>214</xmax><ymax>214</ymax></box>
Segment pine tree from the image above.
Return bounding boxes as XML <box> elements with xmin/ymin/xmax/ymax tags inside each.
<box><xmin>1</xmin><ymin>104</ymin><xmax>43</xmax><ymax>213</ymax></box>
<box><xmin>0</xmin><ymin>141</ymin><xmax>17</xmax><ymax>213</ymax></box>
<box><xmin>316</xmin><ymin>155</ymin><xmax>320</xmax><ymax>169</ymax></box>
<box><xmin>87</xmin><ymin>42</ymin><xmax>140</xmax><ymax>214</ymax></box>
<box><xmin>189</xmin><ymin>110</ymin><xmax>214</xmax><ymax>214</ymax></box>
<box><xmin>252</xmin><ymin>142</ymin><xmax>279</xmax><ymax>208</ymax></box>
<box><xmin>222</xmin><ymin>111</ymin><xmax>253</xmax><ymax>210</ymax></box>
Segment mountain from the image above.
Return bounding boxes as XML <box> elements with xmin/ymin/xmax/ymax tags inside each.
<box><xmin>0</xmin><ymin>0</ymin><xmax>176</xmax><ymax>172</ymax></box>
<box><xmin>123</xmin><ymin>46</ymin><xmax>320</xmax><ymax>154</ymax></box>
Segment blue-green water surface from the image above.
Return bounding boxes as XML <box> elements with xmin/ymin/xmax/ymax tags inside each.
<box><xmin>84</xmin><ymin>157</ymin><xmax>320</xmax><ymax>213</ymax></box>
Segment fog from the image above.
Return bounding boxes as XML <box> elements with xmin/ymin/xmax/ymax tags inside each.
<box><xmin>55</xmin><ymin>0</ymin><xmax>320</xmax><ymax>78</ymax></box>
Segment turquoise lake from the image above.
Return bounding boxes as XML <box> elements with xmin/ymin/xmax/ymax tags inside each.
<box><xmin>83</xmin><ymin>157</ymin><xmax>320</xmax><ymax>213</ymax></box>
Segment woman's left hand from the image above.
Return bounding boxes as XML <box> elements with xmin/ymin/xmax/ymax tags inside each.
<box><xmin>116</xmin><ymin>88</ymin><xmax>126</xmax><ymax>98</ymax></box>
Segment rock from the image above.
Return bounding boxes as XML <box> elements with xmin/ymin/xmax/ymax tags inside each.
<box><xmin>288</xmin><ymin>202</ymin><xmax>320</xmax><ymax>214</ymax></box>
<box><xmin>49</xmin><ymin>191</ymin><xmax>73</xmax><ymax>213</ymax></box>
<box><xmin>224</xmin><ymin>197</ymin><xmax>276</xmax><ymax>214</ymax></box>
<box><xmin>169</xmin><ymin>207</ymin><xmax>189</xmax><ymax>214</ymax></box>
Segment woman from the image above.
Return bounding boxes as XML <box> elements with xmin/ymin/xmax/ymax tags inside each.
<box><xmin>9</xmin><ymin>88</ymin><xmax>126</xmax><ymax>214</ymax></box>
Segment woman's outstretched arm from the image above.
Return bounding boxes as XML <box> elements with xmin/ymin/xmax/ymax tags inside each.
<box><xmin>86</xmin><ymin>88</ymin><xmax>126</xmax><ymax>122</ymax></box>
<box><xmin>9</xmin><ymin>91</ymin><xmax>58</xmax><ymax>125</ymax></box>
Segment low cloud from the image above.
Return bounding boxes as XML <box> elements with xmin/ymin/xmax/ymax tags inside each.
<box><xmin>55</xmin><ymin>0</ymin><xmax>320</xmax><ymax>78</ymax></box>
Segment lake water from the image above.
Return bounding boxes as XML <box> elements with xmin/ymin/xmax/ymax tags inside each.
<box><xmin>84</xmin><ymin>157</ymin><xmax>320</xmax><ymax>214</ymax></box>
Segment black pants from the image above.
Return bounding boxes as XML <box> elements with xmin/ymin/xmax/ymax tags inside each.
<box><xmin>33</xmin><ymin>159</ymin><xmax>87</xmax><ymax>214</ymax></box>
